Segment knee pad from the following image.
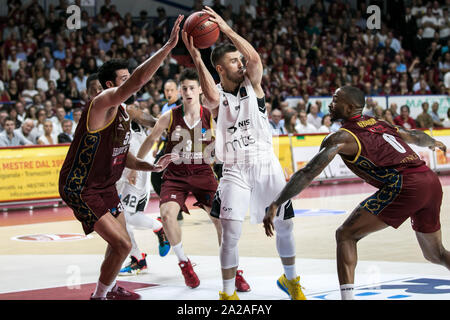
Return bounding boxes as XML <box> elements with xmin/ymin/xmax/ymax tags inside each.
<box><xmin>274</xmin><ymin>219</ymin><xmax>296</xmax><ymax>258</ymax></box>
<box><xmin>219</xmin><ymin>219</ymin><xmax>243</xmax><ymax>269</ymax></box>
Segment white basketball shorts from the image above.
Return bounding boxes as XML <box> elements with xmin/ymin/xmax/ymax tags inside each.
<box><xmin>210</xmin><ymin>156</ymin><xmax>294</xmax><ymax>224</ymax></box>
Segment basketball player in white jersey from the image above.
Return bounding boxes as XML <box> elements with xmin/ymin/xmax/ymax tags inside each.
<box><xmin>182</xmin><ymin>6</ymin><xmax>306</xmax><ymax>300</ymax></box>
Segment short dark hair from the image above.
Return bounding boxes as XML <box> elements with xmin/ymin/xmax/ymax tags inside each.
<box><xmin>210</xmin><ymin>43</ymin><xmax>238</xmax><ymax>68</ymax></box>
<box><xmin>86</xmin><ymin>72</ymin><xmax>99</xmax><ymax>89</ymax></box>
<box><xmin>98</xmin><ymin>59</ymin><xmax>129</xmax><ymax>89</ymax></box>
<box><xmin>400</xmin><ymin>105</ymin><xmax>410</xmax><ymax>113</ymax></box>
<box><xmin>179</xmin><ymin>68</ymin><xmax>199</xmax><ymax>83</ymax></box>
<box><xmin>340</xmin><ymin>86</ymin><xmax>365</xmax><ymax>109</ymax></box>
<box><xmin>4</xmin><ymin>116</ymin><xmax>14</xmax><ymax>123</ymax></box>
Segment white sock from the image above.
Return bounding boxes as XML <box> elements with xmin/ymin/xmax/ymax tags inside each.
<box><xmin>173</xmin><ymin>242</ymin><xmax>188</xmax><ymax>262</ymax></box>
<box><xmin>340</xmin><ymin>284</ymin><xmax>354</xmax><ymax>300</ymax></box>
<box><xmin>223</xmin><ymin>278</ymin><xmax>235</xmax><ymax>296</ymax></box>
<box><xmin>92</xmin><ymin>279</ymin><xmax>116</xmax><ymax>298</ymax></box>
<box><xmin>283</xmin><ymin>264</ymin><xmax>297</xmax><ymax>280</ymax></box>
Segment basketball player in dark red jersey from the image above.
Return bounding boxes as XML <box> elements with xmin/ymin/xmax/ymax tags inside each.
<box><xmin>264</xmin><ymin>86</ymin><xmax>449</xmax><ymax>300</ymax></box>
<box><xmin>58</xmin><ymin>15</ymin><xmax>184</xmax><ymax>300</ymax></box>
<box><xmin>135</xmin><ymin>68</ymin><xmax>250</xmax><ymax>291</ymax></box>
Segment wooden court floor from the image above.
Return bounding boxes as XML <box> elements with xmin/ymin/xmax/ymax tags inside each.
<box><xmin>0</xmin><ymin>175</ymin><xmax>449</xmax><ymax>300</ymax></box>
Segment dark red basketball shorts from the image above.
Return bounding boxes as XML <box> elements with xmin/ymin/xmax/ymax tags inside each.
<box><xmin>160</xmin><ymin>167</ymin><xmax>218</xmax><ymax>214</ymax></box>
<box><xmin>60</xmin><ymin>184</ymin><xmax>122</xmax><ymax>235</ymax></box>
<box><xmin>360</xmin><ymin>166</ymin><xmax>443</xmax><ymax>233</ymax></box>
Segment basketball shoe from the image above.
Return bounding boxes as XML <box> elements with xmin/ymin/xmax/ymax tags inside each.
<box><xmin>235</xmin><ymin>270</ymin><xmax>251</xmax><ymax>292</ymax></box>
<box><xmin>90</xmin><ymin>284</ymin><xmax>141</xmax><ymax>300</ymax></box>
<box><xmin>219</xmin><ymin>291</ymin><xmax>239</xmax><ymax>300</ymax></box>
<box><xmin>178</xmin><ymin>259</ymin><xmax>200</xmax><ymax>288</ymax></box>
<box><xmin>119</xmin><ymin>253</ymin><xmax>148</xmax><ymax>276</ymax></box>
<box><xmin>277</xmin><ymin>274</ymin><xmax>307</xmax><ymax>300</ymax></box>
<box><xmin>154</xmin><ymin>217</ymin><xmax>171</xmax><ymax>257</ymax></box>
<box><xmin>106</xmin><ymin>284</ymin><xmax>141</xmax><ymax>300</ymax></box>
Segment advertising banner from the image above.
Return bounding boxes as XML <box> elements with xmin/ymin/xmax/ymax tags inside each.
<box><xmin>0</xmin><ymin>145</ymin><xmax>69</xmax><ymax>203</ymax></box>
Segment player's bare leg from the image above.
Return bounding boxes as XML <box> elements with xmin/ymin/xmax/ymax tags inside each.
<box><xmin>204</xmin><ymin>206</ymin><xmax>222</xmax><ymax>245</ymax></box>
<box><xmin>92</xmin><ymin>212</ymin><xmax>132</xmax><ymax>298</ymax></box>
<box><xmin>160</xmin><ymin>201</ymin><xmax>182</xmax><ymax>245</ymax></box>
<box><xmin>335</xmin><ymin>206</ymin><xmax>388</xmax><ymax>299</ymax></box>
<box><xmin>160</xmin><ymin>201</ymin><xmax>199</xmax><ymax>288</ymax></box>
<box><xmin>416</xmin><ymin>230</ymin><xmax>450</xmax><ymax>270</ymax></box>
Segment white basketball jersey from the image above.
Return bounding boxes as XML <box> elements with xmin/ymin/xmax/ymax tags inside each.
<box><xmin>117</xmin><ymin>122</ymin><xmax>154</xmax><ymax>198</ymax></box>
<box><xmin>215</xmin><ymin>76</ymin><xmax>273</xmax><ymax>164</ymax></box>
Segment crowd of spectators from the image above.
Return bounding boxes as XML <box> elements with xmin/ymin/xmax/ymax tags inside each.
<box><xmin>0</xmin><ymin>0</ymin><xmax>450</xmax><ymax>147</ymax></box>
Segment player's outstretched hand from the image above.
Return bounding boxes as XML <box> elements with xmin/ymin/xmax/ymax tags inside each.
<box><xmin>181</xmin><ymin>29</ymin><xmax>201</xmax><ymax>60</ymax></box>
<box><xmin>166</xmin><ymin>15</ymin><xmax>184</xmax><ymax>49</ymax></box>
<box><xmin>152</xmin><ymin>152</ymin><xmax>180</xmax><ymax>172</ymax></box>
<box><xmin>202</xmin><ymin>6</ymin><xmax>230</xmax><ymax>32</ymax></box>
<box><xmin>430</xmin><ymin>140</ymin><xmax>447</xmax><ymax>153</ymax></box>
<box><xmin>263</xmin><ymin>202</ymin><xmax>278</xmax><ymax>237</ymax></box>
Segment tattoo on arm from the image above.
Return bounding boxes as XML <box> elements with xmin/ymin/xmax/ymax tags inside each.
<box><xmin>274</xmin><ymin>143</ymin><xmax>341</xmax><ymax>206</ymax></box>
<box><xmin>400</xmin><ymin>128</ymin><xmax>435</xmax><ymax>148</ymax></box>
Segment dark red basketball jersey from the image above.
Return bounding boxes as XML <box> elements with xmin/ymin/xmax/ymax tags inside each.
<box><xmin>340</xmin><ymin>115</ymin><xmax>425</xmax><ymax>188</ymax></box>
<box><xmin>164</xmin><ymin>104</ymin><xmax>214</xmax><ymax>172</ymax></box>
<box><xmin>59</xmin><ymin>102</ymin><xmax>131</xmax><ymax>195</ymax></box>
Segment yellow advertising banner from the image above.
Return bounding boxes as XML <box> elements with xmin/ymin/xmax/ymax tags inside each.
<box><xmin>0</xmin><ymin>145</ymin><xmax>69</xmax><ymax>203</ymax></box>
<box><xmin>272</xmin><ymin>135</ymin><xmax>293</xmax><ymax>179</ymax></box>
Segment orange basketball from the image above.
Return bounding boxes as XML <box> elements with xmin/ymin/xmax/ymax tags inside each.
<box><xmin>183</xmin><ymin>11</ymin><xmax>220</xmax><ymax>49</ymax></box>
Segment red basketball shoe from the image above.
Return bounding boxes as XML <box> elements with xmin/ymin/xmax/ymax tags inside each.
<box><xmin>178</xmin><ymin>259</ymin><xmax>200</xmax><ymax>288</ymax></box>
<box><xmin>235</xmin><ymin>270</ymin><xmax>251</xmax><ymax>292</ymax></box>
<box><xmin>106</xmin><ymin>284</ymin><xmax>141</xmax><ymax>300</ymax></box>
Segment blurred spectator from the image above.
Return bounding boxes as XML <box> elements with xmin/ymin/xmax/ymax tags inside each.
<box><xmin>362</xmin><ymin>98</ymin><xmax>376</xmax><ymax>117</ymax></box>
<box><xmin>14</xmin><ymin>101</ymin><xmax>27</xmax><ymax>124</ymax></box>
<box><xmin>6</xmin><ymin>79</ymin><xmax>19</xmax><ymax>101</ymax></box>
<box><xmin>37</xmin><ymin>119</ymin><xmax>57</xmax><ymax>145</ymax></box>
<box><xmin>442</xmin><ymin>108</ymin><xmax>450</xmax><ymax>127</ymax></box>
<box><xmin>51</xmin><ymin>106</ymin><xmax>66</xmax><ymax>135</ymax></box>
<box><xmin>57</xmin><ymin>119</ymin><xmax>73</xmax><ymax>143</ymax></box>
<box><xmin>439</xmin><ymin>8</ymin><xmax>450</xmax><ymax>43</ymax></box>
<box><xmin>21</xmin><ymin>79</ymin><xmax>38</xmax><ymax>104</ymax></box>
<box><xmin>306</xmin><ymin>103</ymin><xmax>323</xmax><ymax>130</ymax></box>
<box><xmin>296</xmin><ymin>110</ymin><xmax>317</xmax><ymax>134</ymax></box>
<box><xmin>149</xmin><ymin>103</ymin><xmax>161</xmax><ymax>118</ymax></box>
<box><xmin>394</xmin><ymin>105</ymin><xmax>417</xmax><ymax>129</ymax></box>
<box><xmin>373</xmin><ymin>106</ymin><xmax>384</xmax><ymax>120</ymax></box>
<box><xmin>15</xmin><ymin>119</ymin><xmax>37</xmax><ymax>144</ymax></box>
<box><xmin>421</xmin><ymin>7</ymin><xmax>440</xmax><ymax>45</ymax></box>
<box><xmin>430</xmin><ymin>102</ymin><xmax>443</xmax><ymax>127</ymax></box>
<box><xmin>0</xmin><ymin>117</ymin><xmax>32</xmax><ymax>146</ymax></box>
<box><xmin>415</xmin><ymin>102</ymin><xmax>434</xmax><ymax>128</ymax></box>
<box><xmin>31</xmin><ymin>108</ymin><xmax>47</xmax><ymax>139</ymax></box>
<box><xmin>318</xmin><ymin>114</ymin><xmax>332</xmax><ymax>133</ymax></box>
<box><xmin>282</xmin><ymin>109</ymin><xmax>298</xmax><ymax>134</ymax></box>
<box><xmin>382</xmin><ymin>109</ymin><xmax>395</xmax><ymax>126</ymax></box>
<box><xmin>0</xmin><ymin>108</ymin><xmax>8</xmax><ymax>132</ymax></box>
<box><xmin>389</xmin><ymin>102</ymin><xmax>399</xmax><ymax>118</ymax></box>
<box><xmin>269</xmin><ymin>109</ymin><xmax>285</xmax><ymax>135</ymax></box>
<box><xmin>71</xmin><ymin>108</ymin><xmax>82</xmax><ymax>134</ymax></box>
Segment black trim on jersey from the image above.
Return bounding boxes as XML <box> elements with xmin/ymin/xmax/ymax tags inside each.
<box><xmin>257</xmin><ymin>97</ymin><xmax>266</xmax><ymax>113</ymax></box>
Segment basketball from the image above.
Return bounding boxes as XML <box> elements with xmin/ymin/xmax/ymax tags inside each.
<box><xmin>183</xmin><ymin>11</ymin><xmax>220</xmax><ymax>49</ymax></box>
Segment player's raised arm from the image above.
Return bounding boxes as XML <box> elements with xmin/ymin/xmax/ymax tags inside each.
<box><xmin>203</xmin><ymin>6</ymin><xmax>263</xmax><ymax>91</ymax></box>
<box><xmin>397</xmin><ymin>126</ymin><xmax>447</xmax><ymax>153</ymax></box>
<box><xmin>136</xmin><ymin>110</ymin><xmax>172</xmax><ymax>160</ymax></box>
<box><xmin>263</xmin><ymin>130</ymin><xmax>358</xmax><ymax>236</ymax></box>
<box><xmin>182</xmin><ymin>30</ymin><xmax>220</xmax><ymax>109</ymax></box>
<box><xmin>93</xmin><ymin>15</ymin><xmax>184</xmax><ymax>111</ymax></box>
